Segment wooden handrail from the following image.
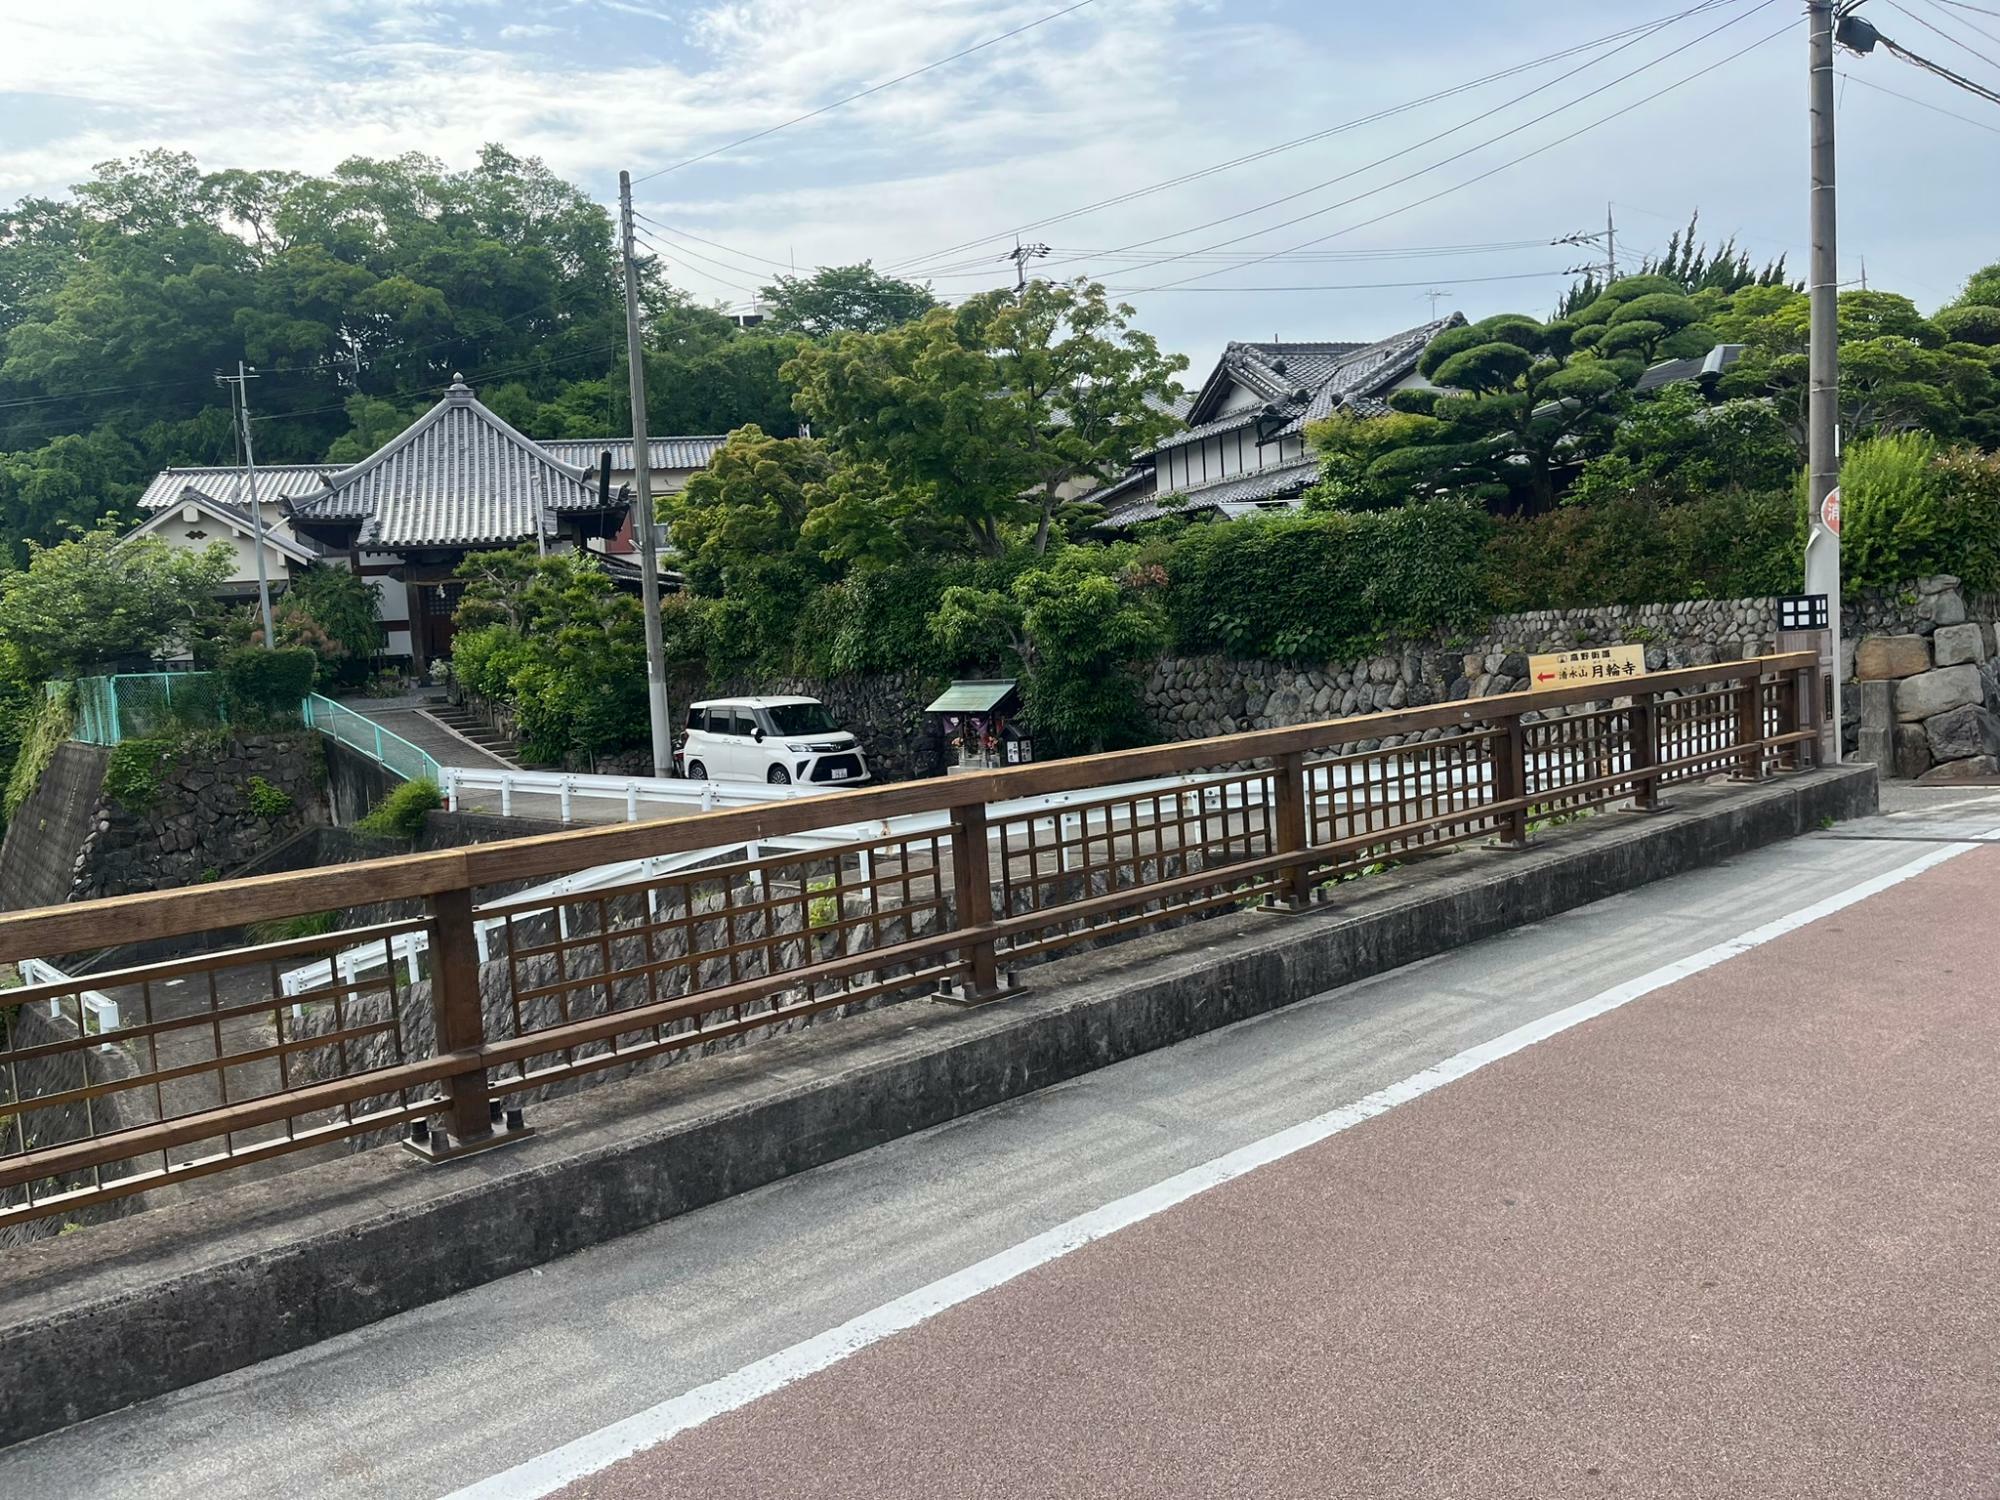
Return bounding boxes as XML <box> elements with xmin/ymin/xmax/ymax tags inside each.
<box><xmin>0</xmin><ymin>655</ymin><xmax>1814</xmax><ymax>962</ymax></box>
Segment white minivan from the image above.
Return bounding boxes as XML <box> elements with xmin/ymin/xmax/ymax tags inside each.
<box><xmin>678</xmin><ymin>696</ymin><xmax>872</xmax><ymax>787</ymax></box>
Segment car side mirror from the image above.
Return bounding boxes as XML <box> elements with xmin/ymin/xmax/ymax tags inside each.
<box><xmin>752</xmin><ymin>727</ymin><xmax>765</xmax><ymax>742</ymax></box>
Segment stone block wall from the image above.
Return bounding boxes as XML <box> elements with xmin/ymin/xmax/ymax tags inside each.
<box><xmin>69</xmin><ymin>734</ymin><xmax>327</xmax><ymax>901</ymax></box>
<box><xmin>1146</xmin><ymin>598</ymin><xmax>1781</xmax><ymax>743</ymax></box>
<box><xmin>1853</xmin><ymin>621</ymin><xmax>2000</xmax><ymax>784</ymax></box>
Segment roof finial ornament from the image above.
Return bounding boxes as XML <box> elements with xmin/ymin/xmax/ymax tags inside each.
<box><xmin>446</xmin><ymin>372</ymin><xmax>473</xmax><ymax>405</ymax></box>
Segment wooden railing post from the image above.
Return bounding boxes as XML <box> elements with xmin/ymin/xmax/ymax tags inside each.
<box><xmin>1789</xmin><ymin>665</ymin><xmax>1820</xmax><ymax>769</ymax></box>
<box><xmin>1627</xmin><ymin>691</ymin><xmax>1667</xmax><ymax>813</ymax></box>
<box><xmin>939</xmin><ymin>799</ymin><xmax>1006</xmax><ymax>1005</ymax></box>
<box><xmin>1265</xmin><ymin>751</ymin><xmax>1315</xmax><ymax>911</ymax></box>
<box><xmin>413</xmin><ymin>885</ymin><xmax>505</xmax><ymax>1158</ymax></box>
<box><xmin>1488</xmin><ymin>714</ymin><xmax>1531</xmax><ymax>849</ymax></box>
<box><xmin>1732</xmin><ymin>673</ymin><xmax>1768</xmax><ymax>782</ymax></box>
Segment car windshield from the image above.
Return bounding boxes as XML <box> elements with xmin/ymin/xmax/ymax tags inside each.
<box><xmin>765</xmin><ymin>702</ymin><xmax>839</xmax><ymax>736</ymax></box>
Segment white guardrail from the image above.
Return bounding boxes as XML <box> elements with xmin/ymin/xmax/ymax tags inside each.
<box><xmin>20</xmin><ymin>957</ymin><xmax>120</xmax><ymax>1032</ymax></box>
<box><xmin>442</xmin><ymin>765</ymin><xmax>831</xmax><ymax>825</ymax></box>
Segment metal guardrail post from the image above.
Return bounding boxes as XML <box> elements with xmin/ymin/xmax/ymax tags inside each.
<box><xmin>938</xmin><ymin>799</ymin><xmax>1004</xmax><ymax>1004</ymax></box>
<box><xmin>410</xmin><ymin>886</ymin><xmax>508</xmax><ymax>1159</ymax></box>
<box><xmin>1732</xmin><ymin>673</ymin><xmax>1767</xmax><ymax>783</ymax></box>
<box><xmin>1265</xmin><ymin>750</ymin><xmax>1315</xmax><ymax>910</ymax></box>
<box><xmin>1627</xmin><ymin>691</ymin><xmax>1667</xmax><ymax>813</ymax></box>
<box><xmin>1489</xmin><ymin>714</ymin><xmax>1532</xmax><ymax>849</ymax></box>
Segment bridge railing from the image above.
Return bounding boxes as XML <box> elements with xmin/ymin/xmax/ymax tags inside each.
<box><xmin>0</xmin><ymin>654</ymin><xmax>1819</xmax><ymax>1229</ymax></box>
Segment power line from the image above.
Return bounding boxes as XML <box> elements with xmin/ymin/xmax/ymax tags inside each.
<box><xmin>630</xmin><ymin>212</ymin><xmax>798</xmax><ymax>273</ymax></box>
<box><xmin>628</xmin><ymin>0</ymin><xmax>1099</xmax><ymax>187</ymax></box>
<box><xmin>1920</xmin><ymin>0</ymin><xmax>2000</xmax><ymax>47</ymax></box>
<box><xmin>1932</xmin><ymin>0</ymin><xmax>2000</xmax><ymax>19</ymax></box>
<box><xmin>1100</xmin><ymin>268</ymin><xmax>1576</xmax><ymax>293</ymax></box>
<box><xmin>1130</xmin><ymin>13</ymin><xmax>1791</xmax><ymax>294</ymax></box>
<box><xmin>1840</xmin><ymin>66</ymin><xmax>2000</xmax><ymax>127</ymax></box>
<box><xmin>630</xmin><ymin>226</ymin><xmax>768</xmax><ymax>296</ymax></box>
<box><xmin>1881</xmin><ymin>0</ymin><xmax>2000</xmax><ymax>70</ymax></box>
<box><xmin>1091</xmin><ymin>0</ymin><xmax>1781</xmax><ymax>291</ymax></box>
<box><xmin>884</xmin><ymin>0</ymin><xmax>1745</xmax><ymax>276</ymax></box>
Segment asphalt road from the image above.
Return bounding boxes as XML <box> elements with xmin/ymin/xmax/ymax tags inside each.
<box><xmin>3</xmin><ymin>785</ymin><xmax>1995</xmax><ymax>1499</ymax></box>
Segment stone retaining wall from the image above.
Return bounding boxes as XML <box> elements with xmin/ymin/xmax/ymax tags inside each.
<box><xmin>70</xmin><ymin>734</ymin><xmax>327</xmax><ymax>902</ymax></box>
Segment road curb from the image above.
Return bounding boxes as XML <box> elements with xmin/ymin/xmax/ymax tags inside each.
<box><xmin>0</xmin><ymin>766</ymin><xmax>1876</xmax><ymax>1446</ymax></box>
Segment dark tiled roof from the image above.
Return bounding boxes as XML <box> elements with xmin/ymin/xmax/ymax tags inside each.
<box><xmin>286</xmin><ymin>378</ymin><xmax>625</xmax><ymax>548</ymax></box>
<box><xmin>1635</xmin><ymin>343</ymin><xmax>1745</xmax><ymax>393</ymax></box>
<box><xmin>534</xmin><ymin>436</ymin><xmax>729</xmax><ymax>473</ymax></box>
<box><xmin>1098</xmin><ymin>454</ymin><xmax>1322</xmax><ymax>529</ymax></box>
<box><xmin>1165</xmin><ymin>315</ymin><xmax>1463</xmax><ymax>455</ymax></box>
<box><xmin>137</xmin><ymin>465</ymin><xmax>333</xmax><ymax>511</ymax></box>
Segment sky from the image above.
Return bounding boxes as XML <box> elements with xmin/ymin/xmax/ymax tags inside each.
<box><xmin>3</xmin><ymin>0</ymin><xmax>1998</xmax><ymax>373</ymax></box>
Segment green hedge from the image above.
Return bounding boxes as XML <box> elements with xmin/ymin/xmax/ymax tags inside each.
<box><xmin>1482</xmin><ymin>490</ymin><xmax>1800</xmax><ymax>613</ymax></box>
<box><xmin>1164</xmin><ymin>502</ymin><xmax>1493</xmax><ymax>661</ymax></box>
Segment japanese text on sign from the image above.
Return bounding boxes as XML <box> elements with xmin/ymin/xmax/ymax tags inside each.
<box><xmin>1527</xmin><ymin>644</ymin><xmax>1648</xmax><ymax>686</ymax></box>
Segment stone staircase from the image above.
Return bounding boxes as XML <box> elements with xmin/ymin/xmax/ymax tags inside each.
<box><xmin>424</xmin><ymin>702</ymin><xmax>524</xmax><ymax>767</ymax></box>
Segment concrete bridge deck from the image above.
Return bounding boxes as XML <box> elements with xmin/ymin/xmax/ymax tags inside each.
<box><xmin>4</xmin><ymin>783</ymin><xmax>1993</xmax><ymax>1498</ymax></box>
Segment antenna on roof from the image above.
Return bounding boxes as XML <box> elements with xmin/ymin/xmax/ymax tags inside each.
<box><xmin>1423</xmin><ymin>289</ymin><xmax>1453</xmax><ymax>318</ymax></box>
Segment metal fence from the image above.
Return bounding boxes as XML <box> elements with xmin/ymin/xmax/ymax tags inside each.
<box><xmin>0</xmin><ymin>653</ymin><xmax>1820</xmax><ymax>1228</ymax></box>
<box><xmin>71</xmin><ymin>673</ymin><xmax>231</xmax><ymax>746</ymax></box>
<box><xmin>302</xmin><ymin>694</ymin><xmax>443</xmax><ymax>784</ymax></box>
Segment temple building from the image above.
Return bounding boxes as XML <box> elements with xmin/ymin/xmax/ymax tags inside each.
<box><xmin>129</xmin><ymin>379</ymin><xmax>721</xmax><ymax>666</ymax></box>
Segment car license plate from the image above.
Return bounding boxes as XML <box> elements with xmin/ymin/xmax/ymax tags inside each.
<box><xmin>829</xmin><ymin>768</ymin><xmax>850</xmax><ymax>779</ymax></box>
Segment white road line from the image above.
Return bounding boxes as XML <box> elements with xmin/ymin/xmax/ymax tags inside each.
<box><xmin>442</xmin><ymin>827</ymin><xmax>1998</xmax><ymax>1500</ymax></box>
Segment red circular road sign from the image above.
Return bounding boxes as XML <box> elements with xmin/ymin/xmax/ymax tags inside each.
<box><xmin>1821</xmin><ymin>486</ymin><xmax>1841</xmax><ymax>535</ymax></box>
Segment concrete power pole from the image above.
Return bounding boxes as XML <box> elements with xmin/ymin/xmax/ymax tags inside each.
<box><xmin>618</xmin><ymin>170</ymin><xmax>676</xmax><ymax>779</ymax></box>
<box><xmin>1805</xmin><ymin>1</ymin><xmax>1843</xmax><ymax>758</ymax></box>
<box><xmin>219</xmin><ymin>362</ymin><xmax>275</xmax><ymax>648</ymax></box>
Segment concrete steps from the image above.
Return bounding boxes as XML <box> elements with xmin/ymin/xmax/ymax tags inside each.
<box><xmin>425</xmin><ymin>705</ymin><xmax>523</xmax><ymax>766</ymax></box>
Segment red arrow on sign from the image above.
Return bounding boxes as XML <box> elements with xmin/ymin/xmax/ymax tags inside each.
<box><xmin>1536</xmin><ymin>672</ymin><xmax>1556</xmax><ymax>682</ymax></box>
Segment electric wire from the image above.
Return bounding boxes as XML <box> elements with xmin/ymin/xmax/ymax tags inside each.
<box><xmin>883</xmin><ymin>0</ymin><xmax>1745</xmax><ymax>275</ymax></box>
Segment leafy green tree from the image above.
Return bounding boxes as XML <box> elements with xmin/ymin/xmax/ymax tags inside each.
<box><xmin>1373</xmin><ymin>307</ymin><xmax>1641</xmax><ymax>512</ymax></box>
<box><xmin>268</xmin><ymin>566</ymin><xmax>384</xmax><ymax>687</ymax></box>
<box><xmin>0</xmin><ymin>529</ymin><xmax>233</xmax><ymax>678</ymax></box>
<box><xmin>757</xmin><ymin>263</ymin><xmax>937</xmax><ymax>337</ymax></box>
<box><xmin>1947</xmin><ymin>260</ymin><xmax>2000</xmax><ymax>310</ymax></box>
<box><xmin>449</xmin><ymin>547</ymin><xmax>647</xmax><ymax>763</ymax></box>
<box><xmin>929</xmin><ymin>550</ymin><xmax>1165</xmax><ymax>754</ymax></box>
<box><xmin>1715</xmin><ymin>286</ymin><xmax>1999</xmax><ymax>450</ymax></box>
<box><xmin>787</xmin><ymin>280</ymin><xmax>1185</xmax><ymax>557</ymax></box>
<box><xmin>1564</xmin><ymin>384</ymin><xmax>1799</xmax><ymax>506</ymax></box>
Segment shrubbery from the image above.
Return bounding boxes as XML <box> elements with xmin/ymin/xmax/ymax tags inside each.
<box><xmin>219</xmin><ymin>647</ymin><xmax>316</xmax><ymax>723</ymax></box>
<box><xmin>355</xmin><ymin>777</ymin><xmax>441</xmax><ymax>840</ymax></box>
<box><xmin>1164</xmin><ymin>503</ymin><xmax>1493</xmax><ymax>661</ymax></box>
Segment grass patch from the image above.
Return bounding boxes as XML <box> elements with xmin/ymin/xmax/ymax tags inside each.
<box><xmin>245</xmin><ymin>911</ymin><xmax>338</xmax><ymax>945</ymax></box>
<box><xmin>3</xmin><ymin>684</ymin><xmax>76</xmax><ymax>822</ymax></box>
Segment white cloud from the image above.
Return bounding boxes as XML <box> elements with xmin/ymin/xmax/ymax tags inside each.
<box><xmin>2</xmin><ymin>0</ymin><xmax>1994</xmax><ymax>363</ymax></box>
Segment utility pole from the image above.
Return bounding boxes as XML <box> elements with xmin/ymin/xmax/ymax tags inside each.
<box><xmin>1007</xmin><ymin>239</ymin><xmax>1050</xmax><ymax>291</ymax></box>
<box><xmin>217</xmin><ymin>362</ymin><xmax>275</xmax><ymax>648</ymax></box>
<box><xmin>1805</xmin><ymin>0</ymin><xmax>1843</xmax><ymax>759</ymax></box>
<box><xmin>618</xmin><ymin>170</ymin><xmax>676</xmax><ymax>779</ymax></box>
<box><xmin>1604</xmin><ymin>201</ymin><xmax>1617</xmax><ymax>285</ymax></box>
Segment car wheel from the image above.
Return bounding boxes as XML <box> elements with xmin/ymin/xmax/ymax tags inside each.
<box><xmin>767</xmin><ymin>765</ymin><xmax>792</xmax><ymax>785</ymax></box>
<box><xmin>686</xmin><ymin>760</ymin><xmax>707</xmax><ymax>780</ymax></box>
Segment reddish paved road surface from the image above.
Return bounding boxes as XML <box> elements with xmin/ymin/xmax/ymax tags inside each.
<box><xmin>562</xmin><ymin>845</ymin><xmax>2000</xmax><ymax>1499</ymax></box>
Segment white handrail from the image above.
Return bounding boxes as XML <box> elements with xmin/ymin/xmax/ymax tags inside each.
<box><xmin>441</xmin><ymin>765</ymin><xmax>833</xmax><ymax>825</ymax></box>
<box><xmin>20</xmin><ymin>956</ymin><xmax>120</xmax><ymax>1032</ymax></box>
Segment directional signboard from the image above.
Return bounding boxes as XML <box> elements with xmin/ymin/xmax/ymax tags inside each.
<box><xmin>1527</xmin><ymin>644</ymin><xmax>1647</xmax><ymax>687</ymax></box>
